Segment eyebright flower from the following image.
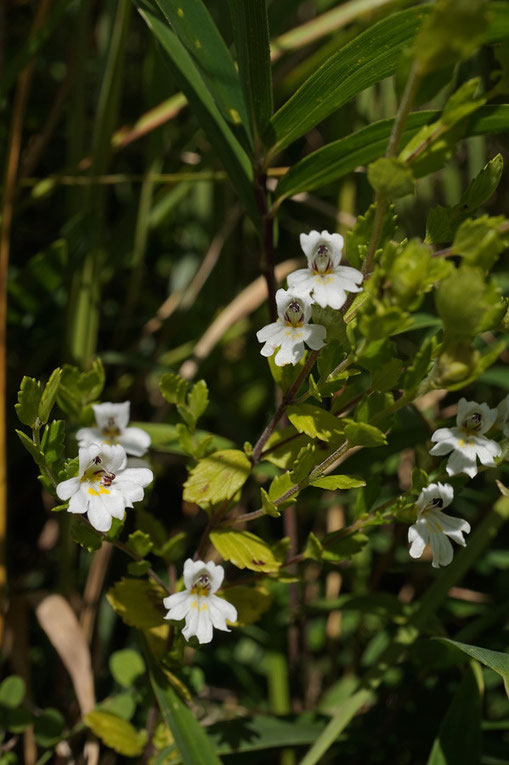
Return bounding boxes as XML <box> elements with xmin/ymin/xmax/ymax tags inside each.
<box><xmin>56</xmin><ymin>443</ymin><xmax>153</xmax><ymax>532</ymax></box>
<box><xmin>429</xmin><ymin>398</ymin><xmax>501</xmax><ymax>478</ymax></box>
<box><xmin>408</xmin><ymin>483</ymin><xmax>470</xmax><ymax>568</ymax></box>
<box><xmin>76</xmin><ymin>401</ymin><xmax>151</xmax><ymax>457</ymax></box>
<box><xmin>287</xmin><ymin>230</ymin><xmax>363</xmax><ymax>310</ymax></box>
<box><xmin>497</xmin><ymin>394</ymin><xmax>509</xmax><ymax>437</ymax></box>
<box><xmin>163</xmin><ymin>559</ymin><xmax>238</xmax><ymax>644</ymax></box>
<box><xmin>256</xmin><ymin>288</ymin><xmax>326</xmax><ymax>366</ymax></box>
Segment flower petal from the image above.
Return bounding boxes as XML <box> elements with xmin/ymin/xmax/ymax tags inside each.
<box><xmin>93</xmin><ymin>401</ymin><xmax>130</xmax><ymax>431</ymax></box>
<box><xmin>119</xmin><ymin>427</ymin><xmax>151</xmax><ymax>457</ymax></box>
<box><xmin>87</xmin><ymin>495</ymin><xmax>113</xmax><ymax>532</ymax></box>
<box><xmin>446</xmin><ymin>448</ymin><xmax>478</xmax><ymax>478</ymax></box>
<box><xmin>67</xmin><ymin>488</ymin><xmax>88</xmax><ymax>514</ymax></box>
<box><xmin>408</xmin><ymin>521</ymin><xmax>428</xmax><ymax>559</ymax></box>
<box><xmin>274</xmin><ymin>338</ymin><xmax>305</xmax><ymax>366</ymax></box>
<box><xmin>56</xmin><ymin>477</ymin><xmax>80</xmax><ymax>501</ymax></box>
<box><xmin>209</xmin><ymin>594</ymin><xmax>238</xmax><ymax>629</ymax></box>
<box><xmin>206</xmin><ymin>561</ymin><xmax>224</xmax><ymax>594</ymax></box>
<box><xmin>429</xmin><ymin>532</ymin><xmax>454</xmax><ymax>568</ymax></box>
<box><xmin>301</xmin><ymin>324</ymin><xmax>327</xmax><ymax>351</ymax></box>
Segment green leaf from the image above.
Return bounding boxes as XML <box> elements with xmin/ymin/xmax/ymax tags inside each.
<box><xmin>133</xmin><ymin>421</ymin><xmax>233</xmax><ymax>456</ymax></box>
<box><xmin>344</xmin><ymin>421</ymin><xmax>387</xmax><ymax>447</ymax></box>
<box><xmin>15</xmin><ymin>429</ymin><xmax>45</xmax><ymax>468</ymax></box>
<box><xmin>158</xmin><ymin>531</ymin><xmax>188</xmax><ymax>564</ymax></box>
<box><xmin>227</xmin><ymin>0</ymin><xmax>273</xmax><ymax>140</ymax></box>
<box><xmin>261</xmin><ymin>488</ymin><xmax>281</xmax><ymax>517</ymax></box>
<box><xmin>127</xmin><ymin>530</ymin><xmax>154</xmax><ymax>558</ymax></box>
<box><xmin>437</xmin><ymin>638</ymin><xmax>509</xmax><ymax>696</ymax></box>
<box><xmin>287</xmin><ymin>403</ymin><xmax>343</xmax><ymax>441</ymax></box>
<box><xmin>152</xmin><ymin>0</ymin><xmax>250</xmax><ymax>140</ymax></box>
<box><xmin>372</xmin><ymin>359</ymin><xmax>403</xmax><ymax>393</ymax></box>
<box><xmin>135</xmin><ymin>0</ymin><xmax>257</xmax><ymax>222</ymax></box>
<box><xmin>70</xmin><ymin>517</ymin><xmax>102</xmax><ymax>552</ymax></box>
<box><xmin>15</xmin><ymin>376</ymin><xmax>42</xmax><ymax>427</ymax></box>
<box><xmin>368</xmin><ymin>157</ymin><xmax>414</xmax><ymax>199</ymax></box>
<box><xmin>148</xmin><ymin>657</ymin><xmax>222</xmax><ymax>765</ymax></box>
<box><xmin>414</xmin><ymin>0</ymin><xmax>488</xmax><ymax>75</ymax></box>
<box><xmin>267</xmin><ymin>351</ymin><xmax>307</xmax><ymax>393</ymax></box>
<box><xmin>128</xmin><ymin>560</ymin><xmax>152</xmax><ymax>577</ymax></box>
<box><xmin>110</xmin><ymin>649</ymin><xmax>146</xmax><ymax>688</ymax></box>
<box><xmin>38</xmin><ymin>368</ymin><xmax>62</xmax><ymax>425</ymax></box>
<box><xmin>403</xmin><ymin>336</ymin><xmax>435</xmax><ymax>397</ymax></box>
<box><xmin>183</xmin><ymin>449</ymin><xmax>251</xmax><ymax>506</ymax></box>
<box><xmin>310</xmin><ymin>475</ymin><xmax>366</xmax><ymax>490</ymax></box>
<box><xmin>345</xmin><ymin>202</ymin><xmax>398</xmax><ymax>270</ymax></box>
<box><xmin>290</xmin><ymin>444</ymin><xmax>317</xmax><ymax>485</ymax></box>
<box><xmin>210</xmin><ymin>528</ymin><xmax>281</xmax><ymax>572</ymax></box>
<box><xmin>303</xmin><ymin>531</ymin><xmax>324</xmax><ymax>561</ymax></box>
<box><xmin>261</xmin><ymin>426</ymin><xmax>310</xmax><ymax>469</ymax></box>
<box><xmin>0</xmin><ymin>676</ymin><xmax>25</xmax><ymax>709</ymax></box>
<box><xmin>321</xmin><ymin>531</ymin><xmax>369</xmax><ymax>562</ymax></box>
<box><xmin>40</xmin><ymin>420</ymin><xmax>65</xmax><ymax>466</ymax></box>
<box><xmin>57</xmin><ymin>359</ymin><xmax>105</xmax><ymax>417</ymax></box>
<box><xmin>311</xmin><ymin>304</ymin><xmax>348</xmax><ymax>344</ymax></box>
<box><xmin>426</xmin><ymin>663</ymin><xmax>483</xmax><ymax>765</ymax></box>
<box><xmin>452</xmin><ymin>215</ymin><xmax>508</xmax><ymax>271</ymax></box>
<box><xmin>187</xmin><ymin>379</ymin><xmax>209</xmax><ymax>423</ymax></box>
<box><xmin>435</xmin><ymin>265</ymin><xmax>501</xmax><ymax>340</ymax></box>
<box><xmin>106</xmin><ymin>578</ymin><xmax>166</xmax><ymax>628</ymax></box>
<box><xmin>34</xmin><ymin>708</ymin><xmax>65</xmax><ymax>747</ymax></box>
<box><xmin>224</xmin><ymin>585</ymin><xmax>272</xmax><ymax>626</ymax></box>
<box><xmin>84</xmin><ymin>710</ymin><xmax>146</xmax><ymax>757</ymax></box>
<box><xmin>460</xmin><ymin>152</ymin><xmax>504</xmax><ymax>210</ymax></box>
<box><xmin>160</xmin><ymin>372</ymin><xmax>188</xmax><ymax>405</ymax></box>
<box><xmin>267</xmin><ymin>6</ymin><xmax>428</xmax><ymax>153</ymax></box>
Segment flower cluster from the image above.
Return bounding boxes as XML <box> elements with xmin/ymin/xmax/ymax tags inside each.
<box><xmin>256</xmin><ymin>230</ymin><xmax>363</xmax><ymax>366</ymax></box>
<box><xmin>408</xmin><ymin>396</ymin><xmax>506</xmax><ymax>568</ymax></box>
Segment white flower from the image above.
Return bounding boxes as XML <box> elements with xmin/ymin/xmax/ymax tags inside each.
<box><xmin>163</xmin><ymin>559</ymin><xmax>238</xmax><ymax>644</ymax></box>
<box><xmin>76</xmin><ymin>401</ymin><xmax>151</xmax><ymax>457</ymax></box>
<box><xmin>287</xmin><ymin>230</ymin><xmax>363</xmax><ymax>310</ymax></box>
<box><xmin>497</xmin><ymin>394</ymin><xmax>509</xmax><ymax>437</ymax></box>
<box><xmin>408</xmin><ymin>483</ymin><xmax>470</xmax><ymax>568</ymax></box>
<box><xmin>256</xmin><ymin>289</ymin><xmax>326</xmax><ymax>366</ymax></box>
<box><xmin>429</xmin><ymin>398</ymin><xmax>501</xmax><ymax>478</ymax></box>
<box><xmin>56</xmin><ymin>443</ymin><xmax>153</xmax><ymax>532</ymax></box>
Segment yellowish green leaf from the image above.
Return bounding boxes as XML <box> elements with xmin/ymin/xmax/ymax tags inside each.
<box><xmin>210</xmin><ymin>529</ymin><xmax>281</xmax><ymax>573</ymax></box>
<box><xmin>183</xmin><ymin>449</ymin><xmax>251</xmax><ymax>506</ymax></box>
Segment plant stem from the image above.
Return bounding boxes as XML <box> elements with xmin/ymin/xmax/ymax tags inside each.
<box><xmin>254</xmin><ymin>169</ymin><xmax>277</xmax><ymax>322</ymax></box>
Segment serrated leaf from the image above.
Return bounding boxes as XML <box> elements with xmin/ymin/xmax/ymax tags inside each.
<box><xmin>290</xmin><ymin>443</ymin><xmax>318</xmax><ymax>484</ymax></box>
<box><xmin>344</xmin><ymin>421</ymin><xmax>387</xmax><ymax>447</ymax></box>
<box><xmin>452</xmin><ymin>214</ymin><xmax>508</xmax><ymax>271</ymax></box>
<box><xmin>110</xmin><ymin>649</ymin><xmax>146</xmax><ymax>688</ymax></box>
<box><xmin>224</xmin><ymin>585</ymin><xmax>272</xmax><ymax>627</ymax></box>
<box><xmin>38</xmin><ymin>368</ymin><xmax>62</xmax><ymax>425</ymax></box>
<box><xmin>160</xmin><ymin>372</ymin><xmax>188</xmax><ymax>405</ymax></box>
<box><xmin>436</xmin><ymin>265</ymin><xmax>501</xmax><ymax>340</ymax></box>
<box><xmin>287</xmin><ymin>403</ymin><xmax>343</xmax><ymax>441</ymax></box>
<box><xmin>310</xmin><ymin>475</ymin><xmax>365</xmax><ymax>490</ymax></box>
<box><xmin>261</xmin><ymin>426</ymin><xmax>310</xmax><ymax>469</ymax></box>
<box><xmin>187</xmin><ymin>379</ymin><xmax>209</xmax><ymax>423</ymax></box>
<box><xmin>84</xmin><ymin>710</ymin><xmax>146</xmax><ymax>756</ymax></box>
<box><xmin>210</xmin><ymin>529</ymin><xmax>280</xmax><ymax>573</ymax></box>
<box><xmin>437</xmin><ymin>638</ymin><xmax>509</xmax><ymax>697</ymax></box>
<box><xmin>127</xmin><ymin>560</ymin><xmax>152</xmax><ymax>577</ymax></box>
<box><xmin>16</xmin><ymin>429</ymin><xmax>45</xmax><ymax>468</ymax></box>
<box><xmin>15</xmin><ymin>376</ymin><xmax>42</xmax><ymax>427</ymax></box>
<box><xmin>268</xmin><ymin>470</ymin><xmax>296</xmax><ymax>506</ymax></box>
<box><xmin>40</xmin><ymin>420</ymin><xmax>65</xmax><ymax>466</ymax></box>
<box><xmin>57</xmin><ymin>359</ymin><xmax>105</xmax><ymax>417</ymax></box>
<box><xmin>183</xmin><ymin>449</ymin><xmax>251</xmax><ymax>506</ymax></box>
<box><xmin>261</xmin><ymin>488</ymin><xmax>281</xmax><ymax>517</ymax></box>
<box><xmin>0</xmin><ymin>676</ymin><xmax>25</xmax><ymax>709</ymax></box>
<box><xmin>106</xmin><ymin>578</ymin><xmax>166</xmax><ymax>628</ymax></box>
<box><xmin>127</xmin><ymin>530</ymin><xmax>153</xmax><ymax>558</ymax></box>
<box><xmin>368</xmin><ymin>157</ymin><xmax>414</xmax><ymax>199</ymax></box>
<box><xmin>70</xmin><ymin>517</ymin><xmax>102</xmax><ymax>552</ymax></box>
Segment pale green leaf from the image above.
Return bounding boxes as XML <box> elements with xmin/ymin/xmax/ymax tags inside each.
<box><xmin>224</xmin><ymin>585</ymin><xmax>272</xmax><ymax>626</ymax></box>
<box><xmin>15</xmin><ymin>376</ymin><xmax>42</xmax><ymax>428</ymax></box>
<box><xmin>84</xmin><ymin>710</ymin><xmax>146</xmax><ymax>757</ymax></box>
<box><xmin>437</xmin><ymin>638</ymin><xmax>509</xmax><ymax>696</ymax></box>
<box><xmin>38</xmin><ymin>368</ymin><xmax>62</xmax><ymax>425</ymax></box>
<box><xmin>109</xmin><ymin>649</ymin><xmax>146</xmax><ymax>688</ymax></box>
<box><xmin>106</xmin><ymin>578</ymin><xmax>166</xmax><ymax>628</ymax></box>
<box><xmin>0</xmin><ymin>677</ymin><xmax>25</xmax><ymax>709</ymax></box>
<box><xmin>187</xmin><ymin>379</ymin><xmax>209</xmax><ymax>423</ymax></box>
<box><xmin>287</xmin><ymin>403</ymin><xmax>343</xmax><ymax>440</ymax></box>
<box><xmin>310</xmin><ymin>475</ymin><xmax>366</xmax><ymax>490</ymax></box>
<box><xmin>183</xmin><ymin>449</ymin><xmax>251</xmax><ymax>506</ymax></box>
<box><xmin>344</xmin><ymin>421</ymin><xmax>387</xmax><ymax>447</ymax></box>
<box><xmin>210</xmin><ymin>529</ymin><xmax>281</xmax><ymax>572</ymax></box>
<box><xmin>160</xmin><ymin>372</ymin><xmax>188</xmax><ymax>405</ymax></box>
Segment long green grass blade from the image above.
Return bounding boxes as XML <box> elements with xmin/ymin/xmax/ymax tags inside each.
<box><xmin>148</xmin><ymin>663</ymin><xmax>222</xmax><ymax>765</ymax></box>
<box><xmin>228</xmin><ymin>0</ymin><xmax>273</xmax><ymax>145</ymax></box>
<box><xmin>152</xmin><ymin>0</ymin><xmax>251</xmax><ymax>146</ymax></box>
<box><xmin>135</xmin><ymin>0</ymin><xmax>258</xmax><ymax>222</ymax></box>
<box><xmin>274</xmin><ymin>104</ymin><xmax>509</xmax><ymax>202</ymax></box>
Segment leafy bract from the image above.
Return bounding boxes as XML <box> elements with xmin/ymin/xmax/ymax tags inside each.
<box><xmin>106</xmin><ymin>578</ymin><xmax>166</xmax><ymax>628</ymax></box>
<box><xmin>210</xmin><ymin>529</ymin><xmax>281</xmax><ymax>573</ymax></box>
<box><xmin>183</xmin><ymin>449</ymin><xmax>251</xmax><ymax>506</ymax></box>
<box><xmin>84</xmin><ymin>710</ymin><xmax>146</xmax><ymax>756</ymax></box>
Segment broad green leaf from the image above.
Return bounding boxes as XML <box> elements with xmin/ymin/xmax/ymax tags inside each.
<box><xmin>187</xmin><ymin>380</ymin><xmax>209</xmax><ymax>423</ymax></box>
<box><xmin>40</xmin><ymin>420</ymin><xmax>65</xmax><ymax>466</ymax></box>
<box><xmin>372</xmin><ymin>359</ymin><xmax>403</xmax><ymax>393</ymax></box>
<box><xmin>461</xmin><ymin>152</ymin><xmax>504</xmax><ymax>210</ymax></box>
<box><xmin>287</xmin><ymin>403</ymin><xmax>343</xmax><ymax>440</ymax></box>
<box><xmin>107</xmin><ymin>578</ymin><xmax>166</xmax><ymax>628</ymax></box>
<box><xmin>268</xmin><ymin>470</ymin><xmax>296</xmax><ymax>503</ymax></box>
<box><xmin>268</xmin><ymin>351</ymin><xmax>307</xmax><ymax>393</ymax></box>
<box><xmin>84</xmin><ymin>710</ymin><xmax>146</xmax><ymax>756</ymax></box>
<box><xmin>290</xmin><ymin>443</ymin><xmax>318</xmax><ymax>484</ymax></box>
<box><xmin>321</xmin><ymin>531</ymin><xmax>369</xmax><ymax>562</ymax></box>
<box><xmin>98</xmin><ymin>692</ymin><xmax>136</xmax><ymax>721</ymax></box>
<box><xmin>310</xmin><ymin>475</ymin><xmax>366</xmax><ymax>490</ymax></box>
<box><xmin>435</xmin><ymin>265</ymin><xmax>501</xmax><ymax>340</ymax></box>
<box><xmin>38</xmin><ymin>368</ymin><xmax>62</xmax><ymax>425</ymax></box>
<box><xmin>261</xmin><ymin>426</ymin><xmax>310</xmax><ymax>469</ymax></box>
<box><xmin>367</xmin><ymin>157</ymin><xmax>414</xmax><ymax>199</ymax></box>
<box><xmin>15</xmin><ymin>376</ymin><xmax>42</xmax><ymax>427</ymax></box>
<box><xmin>426</xmin><ymin>663</ymin><xmax>483</xmax><ymax>765</ymax></box>
<box><xmin>210</xmin><ymin>529</ymin><xmax>280</xmax><ymax>572</ymax></box>
<box><xmin>228</xmin><ymin>0</ymin><xmax>273</xmax><ymax>140</ymax></box>
<box><xmin>0</xmin><ymin>676</ymin><xmax>25</xmax><ymax>709</ymax></box>
<box><xmin>344</xmin><ymin>421</ymin><xmax>387</xmax><ymax>447</ymax></box>
<box><xmin>224</xmin><ymin>585</ymin><xmax>272</xmax><ymax>626</ymax></box>
<box><xmin>160</xmin><ymin>372</ymin><xmax>188</xmax><ymax>405</ymax></box>
<box><xmin>267</xmin><ymin>6</ymin><xmax>429</xmax><ymax>153</ymax></box>
<box><xmin>128</xmin><ymin>560</ymin><xmax>152</xmax><ymax>577</ymax></box>
<box><xmin>127</xmin><ymin>530</ymin><xmax>153</xmax><ymax>558</ymax></box>
<box><xmin>148</xmin><ymin>658</ymin><xmax>222</xmax><ymax>765</ymax></box>
<box><xmin>135</xmin><ymin>1</ymin><xmax>258</xmax><ymax>222</ymax></box>
<box><xmin>34</xmin><ymin>707</ymin><xmax>65</xmax><ymax>747</ymax></box>
<box><xmin>445</xmin><ymin>338</ymin><xmax>508</xmax><ymax>391</ymax></box>
<box><xmin>57</xmin><ymin>359</ymin><xmax>105</xmax><ymax>417</ymax></box>
<box><xmin>132</xmin><ymin>421</ymin><xmax>233</xmax><ymax>455</ymax></box>
<box><xmin>437</xmin><ymin>638</ymin><xmax>509</xmax><ymax>696</ymax></box>
<box><xmin>274</xmin><ymin>105</ymin><xmax>509</xmax><ymax>202</ymax></box>
<box><xmin>452</xmin><ymin>215</ymin><xmax>508</xmax><ymax>271</ymax></box>
<box><xmin>311</xmin><ymin>305</ymin><xmax>348</xmax><ymax>344</ymax></box>
<box><xmin>110</xmin><ymin>649</ymin><xmax>146</xmax><ymax>688</ymax></box>
<box><xmin>153</xmin><ymin>0</ymin><xmax>251</xmax><ymax>141</ymax></box>
<box><xmin>70</xmin><ymin>517</ymin><xmax>102</xmax><ymax>552</ymax></box>
<box><xmin>183</xmin><ymin>449</ymin><xmax>251</xmax><ymax>506</ymax></box>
